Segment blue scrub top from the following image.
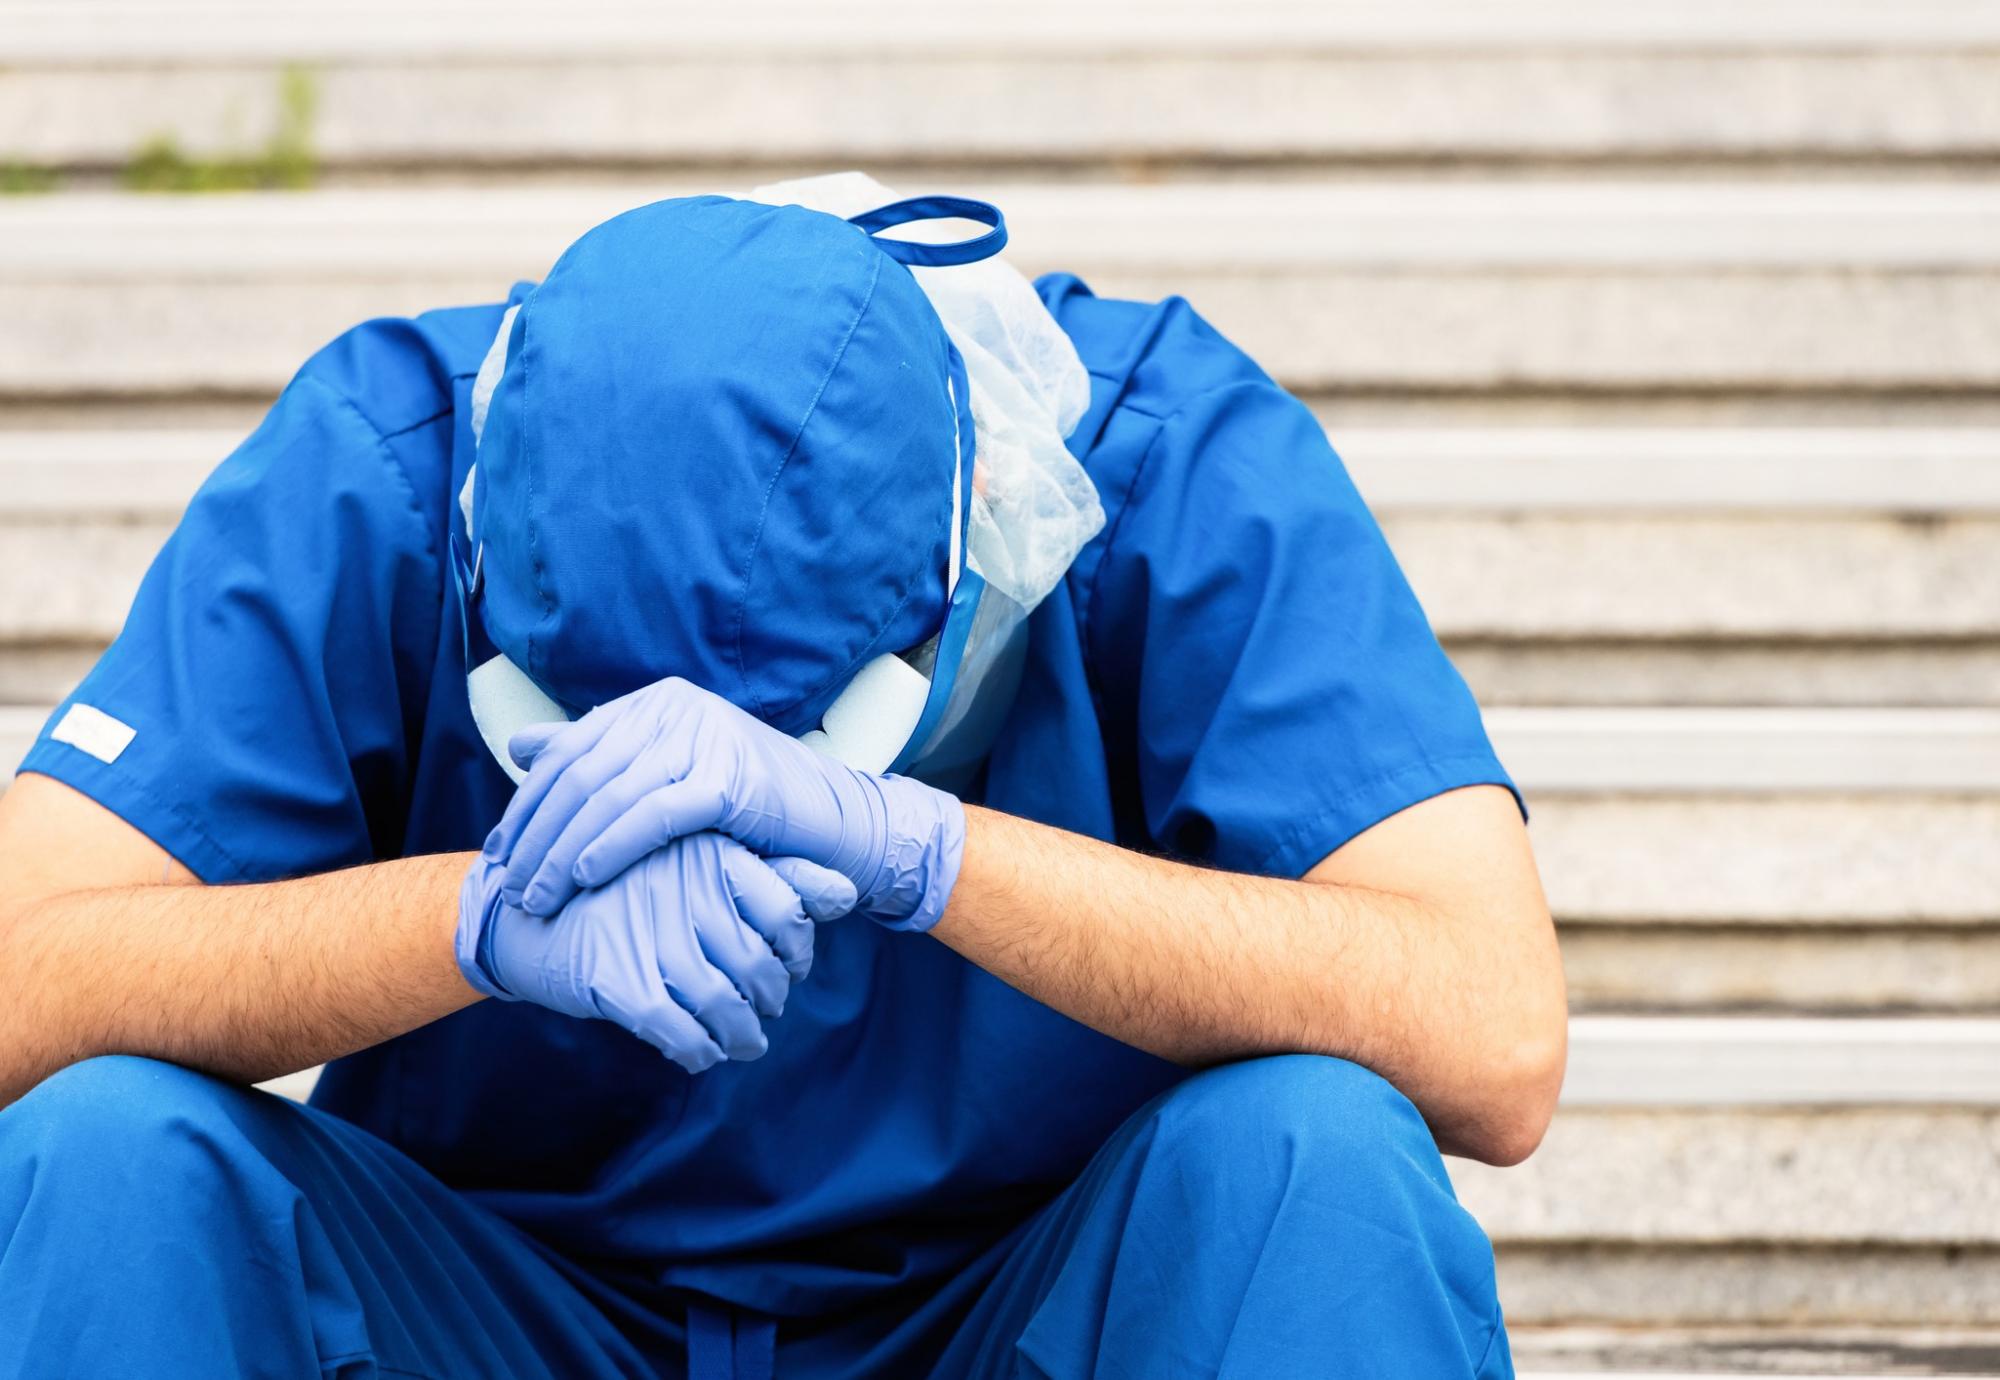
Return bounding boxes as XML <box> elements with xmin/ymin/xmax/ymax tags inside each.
<box><xmin>21</xmin><ymin>275</ymin><xmax>1516</xmax><ymax>1325</ymax></box>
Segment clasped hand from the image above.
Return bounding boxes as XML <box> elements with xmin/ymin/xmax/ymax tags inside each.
<box><xmin>458</xmin><ymin>677</ymin><xmax>966</xmax><ymax>1071</ymax></box>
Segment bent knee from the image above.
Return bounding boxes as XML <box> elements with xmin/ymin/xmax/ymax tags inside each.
<box><xmin>1</xmin><ymin>1056</ymin><xmax>250</xmax><ymax>1172</ymax></box>
<box><xmin>1145</xmin><ymin>1055</ymin><xmax>1451</xmax><ymax>1198</ymax></box>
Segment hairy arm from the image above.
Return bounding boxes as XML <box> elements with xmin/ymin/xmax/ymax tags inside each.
<box><xmin>0</xmin><ymin>773</ymin><xmax>479</xmax><ymax>1106</ymax></box>
<box><xmin>932</xmin><ymin>785</ymin><xmax>1566</xmax><ymax>1165</ymax></box>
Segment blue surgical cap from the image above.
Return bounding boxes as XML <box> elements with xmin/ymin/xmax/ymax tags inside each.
<box><xmin>474</xmin><ymin>195</ymin><xmax>963</xmax><ymax>734</ymax></box>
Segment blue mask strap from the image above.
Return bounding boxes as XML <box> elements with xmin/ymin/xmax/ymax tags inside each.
<box><xmin>848</xmin><ymin>196</ymin><xmax>1007</xmax><ymax>268</ymax></box>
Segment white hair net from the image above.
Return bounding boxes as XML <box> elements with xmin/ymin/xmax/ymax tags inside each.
<box><xmin>752</xmin><ymin>172</ymin><xmax>1104</xmax><ymax>613</ymax></box>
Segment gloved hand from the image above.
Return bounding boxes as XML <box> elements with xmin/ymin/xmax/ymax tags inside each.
<box><xmin>457</xmin><ymin>832</ymin><xmax>858</xmax><ymax>1073</ymax></box>
<box><xmin>483</xmin><ymin>677</ymin><xmax>966</xmax><ymax>933</ymax></box>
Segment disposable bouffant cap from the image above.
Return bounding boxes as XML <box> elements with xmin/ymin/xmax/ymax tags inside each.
<box><xmin>474</xmin><ymin>195</ymin><xmax>963</xmax><ymax>733</ymax></box>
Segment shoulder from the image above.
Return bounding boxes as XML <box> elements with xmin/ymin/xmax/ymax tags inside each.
<box><xmin>1037</xmin><ymin>275</ymin><xmax>1347</xmax><ymax>577</ymax></box>
<box><xmin>293</xmin><ymin>300</ymin><xmax>516</xmax><ymax>440</ymax></box>
<box><xmin>263</xmin><ymin>297</ymin><xmax>518</xmax><ymax>536</ymax></box>
<box><xmin>1035</xmin><ymin>272</ymin><xmax>1279</xmax><ymax>428</ymax></box>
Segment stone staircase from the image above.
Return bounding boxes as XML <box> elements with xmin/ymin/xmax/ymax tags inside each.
<box><xmin>4</xmin><ymin>3</ymin><xmax>1998</xmax><ymax>1373</ymax></box>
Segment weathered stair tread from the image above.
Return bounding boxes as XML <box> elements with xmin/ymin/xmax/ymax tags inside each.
<box><xmin>1489</xmin><ymin>708</ymin><xmax>2000</xmax><ymax>794</ymax></box>
<box><xmin>16</xmin><ymin>2</ymin><xmax>2000</xmax><ymax>60</ymax></box>
<box><xmin>11</xmin><ymin>3</ymin><xmax>2000</xmax><ymax>172</ymax></box>
<box><xmin>7</xmin><ymin>184</ymin><xmax>2000</xmax><ymax>396</ymax></box>
<box><xmin>1511</xmin><ymin>1325</ymin><xmax>2000</xmax><ymax>1377</ymax></box>
<box><xmin>10</xmin><ymin>183</ymin><xmax>2000</xmax><ymax>274</ymax></box>
<box><xmin>1558</xmin><ymin>921</ymin><xmax>2000</xmax><ymax>1016</ymax></box>
<box><xmin>1530</xmin><ymin>796</ymin><xmax>2000</xmax><ymax>925</ymax></box>
<box><xmin>1557</xmin><ymin>1016</ymin><xmax>2000</xmax><ymax>1107</ymax></box>
<box><xmin>12</xmin><ymin>426</ymin><xmax>2000</xmax><ymax>518</ymax></box>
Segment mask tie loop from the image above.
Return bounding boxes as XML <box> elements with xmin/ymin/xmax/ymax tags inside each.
<box><xmin>847</xmin><ymin>196</ymin><xmax>1007</xmax><ymax>268</ymax></box>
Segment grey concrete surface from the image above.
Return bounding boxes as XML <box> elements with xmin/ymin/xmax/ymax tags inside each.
<box><xmin>1559</xmin><ymin>1017</ymin><xmax>2000</xmax><ymax>1107</ymax></box>
<box><xmin>1531</xmin><ymin>797</ymin><xmax>2000</xmax><ymax>924</ymax></box>
<box><xmin>7</xmin><ymin>185</ymin><xmax>2000</xmax><ymax>397</ymax></box>
<box><xmin>9</xmin><ymin>38</ymin><xmax>2000</xmax><ymax>168</ymax></box>
<box><xmin>1448</xmin><ymin>642</ymin><xmax>2000</xmax><ymax>710</ymax></box>
<box><xmin>1455</xmin><ymin>1107</ymin><xmax>2000</xmax><ymax>1242</ymax></box>
<box><xmin>1340</xmin><ymin>429</ymin><xmax>2000</xmax><ymax>516</ymax></box>
<box><xmin>1559</xmin><ymin>923</ymin><xmax>2000</xmax><ymax>1014</ymax></box>
<box><xmin>12</xmin><ymin>269</ymin><xmax>2000</xmax><ymax>399</ymax></box>
<box><xmin>1493</xmin><ymin>1246</ymin><xmax>2000</xmax><ymax>1327</ymax></box>
<box><xmin>8</xmin><ymin>513</ymin><xmax>1996</xmax><ymax>643</ymax></box>
<box><xmin>1488</xmin><ymin>708</ymin><xmax>2000</xmax><ymax>794</ymax></box>
<box><xmin>18</xmin><ymin>2</ymin><xmax>2000</xmax><ymax>60</ymax></box>
<box><xmin>1510</xmin><ymin>1325</ymin><xmax>2000</xmax><ymax>1376</ymax></box>
<box><xmin>0</xmin><ymin>645</ymin><xmax>98</xmax><ymax>707</ymax></box>
<box><xmin>17</xmin><ymin>426</ymin><xmax>2000</xmax><ymax>518</ymax></box>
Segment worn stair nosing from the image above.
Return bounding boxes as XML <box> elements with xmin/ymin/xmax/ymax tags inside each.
<box><xmin>11</xmin><ymin>426</ymin><xmax>2000</xmax><ymax>518</ymax></box>
<box><xmin>1561</xmin><ymin>1016</ymin><xmax>2000</xmax><ymax>1106</ymax></box>
<box><xmin>1488</xmin><ymin>707</ymin><xmax>2000</xmax><ymax>794</ymax></box>
<box><xmin>13</xmin><ymin>0</ymin><xmax>2000</xmax><ymax>60</ymax></box>
<box><xmin>11</xmin><ymin>184</ymin><xmax>2000</xmax><ymax>276</ymax></box>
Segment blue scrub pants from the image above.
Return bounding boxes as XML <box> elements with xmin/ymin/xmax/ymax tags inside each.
<box><xmin>0</xmin><ymin>1054</ymin><xmax>1511</xmax><ymax>1379</ymax></box>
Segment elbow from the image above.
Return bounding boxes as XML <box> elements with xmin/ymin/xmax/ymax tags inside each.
<box><xmin>1455</xmin><ymin>933</ymin><xmax>1569</xmax><ymax>1166</ymax></box>
<box><xmin>1465</xmin><ymin>893</ymin><xmax>1570</xmax><ymax>1167</ymax></box>
<box><xmin>1467</xmin><ymin>1017</ymin><xmax>1566</xmax><ymax>1167</ymax></box>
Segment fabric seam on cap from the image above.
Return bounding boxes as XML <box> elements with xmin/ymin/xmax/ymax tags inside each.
<box><xmin>510</xmin><ymin>289</ymin><xmax>557</xmax><ymax>687</ymax></box>
<box><xmin>768</xmin><ymin>356</ymin><xmax>959</xmax><ymax>726</ymax></box>
<box><xmin>728</xmin><ymin>245</ymin><xmax>885</xmax><ymax>720</ymax></box>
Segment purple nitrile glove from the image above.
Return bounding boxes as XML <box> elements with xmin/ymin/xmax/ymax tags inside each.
<box><xmin>483</xmin><ymin>677</ymin><xmax>966</xmax><ymax>934</ymax></box>
<box><xmin>456</xmin><ymin>833</ymin><xmax>857</xmax><ymax>1073</ymax></box>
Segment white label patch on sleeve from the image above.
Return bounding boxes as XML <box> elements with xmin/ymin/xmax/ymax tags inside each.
<box><xmin>49</xmin><ymin>704</ymin><xmax>137</xmax><ymax>764</ymax></box>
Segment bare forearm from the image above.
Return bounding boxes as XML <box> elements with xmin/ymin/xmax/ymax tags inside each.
<box><xmin>932</xmin><ymin>802</ymin><xmax>1566</xmax><ymax>1163</ymax></box>
<box><xmin>0</xmin><ymin>852</ymin><xmax>479</xmax><ymax>1105</ymax></box>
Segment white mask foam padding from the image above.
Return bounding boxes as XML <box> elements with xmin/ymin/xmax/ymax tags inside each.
<box><xmin>461</xmin><ymin>303</ymin><xmax>522</xmax><ymax>539</ymax></box>
<box><xmin>469</xmin><ymin>304</ymin><xmax>519</xmax><ymax>448</ymax></box>
<box><xmin>813</xmin><ymin>652</ymin><xmax>931</xmax><ymax>774</ymax></box>
<box><xmin>467</xmin><ymin>653</ymin><xmax>570</xmax><ymax>785</ymax></box>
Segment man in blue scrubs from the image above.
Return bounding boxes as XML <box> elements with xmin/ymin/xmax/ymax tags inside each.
<box><xmin>0</xmin><ymin>187</ymin><xmax>1564</xmax><ymax>1378</ymax></box>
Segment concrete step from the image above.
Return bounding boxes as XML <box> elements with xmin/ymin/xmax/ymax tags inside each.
<box><xmin>23</xmin><ymin>1</ymin><xmax>2000</xmax><ymax>57</ymax></box>
<box><xmin>10</xmin><ymin>511</ymin><xmax>1992</xmax><ymax>645</ymax></box>
<box><xmin>1559</xmin><ymin>920</ymin><xmax>2000</xmax><ymax>1017</ymax></box>
<box><xmin>6</xmin><ymin>426</ymin><xmax>1998</xmax><ymax>708</ymax></box>
<box><xmin>1529</xmin><ymin>794</ymin><xmax>1999</xmax><ymax>927</ymax></box>
<box><xmin>13</xmin><ymin>426</ymin><xmax>2000</xmax><ymax>519</ymax></box>
<box><xmin>1492</xmin><ymin>708</ymin><xmax>2000</xmax><ymax>795</ymax></box>
<box><xmin>8</xmin><ymin>2</ymin><xmax>2000</xmax><ymax>173</ymax></box>
<box><xmin>7</xmin><ymin>183</ymin><xmax>2000</xmax><ymax>397</ymax></box>
<box><xmin>1341</xmin><ymin>429</ymin><xmax>2000</xmax><ymax>517</ymax></box>
<box><xmin>1386</xmin><ymin>516</ymin><xmax>2000</xmax><ymax>643</ymax></box>
<box><xmin>1447</xmin><ymin>642</ymin><xmax>2000</xmax><ymax>713</ymax></box>
<box><xmin>1466</xmin><ymin>1017</ymin><xmax>2000</xmax><ymax>1330</ymax></box>
<box><xmin>1555</xmin><ymin>1016</ymin><xmax>2000</xmax><ymax>1106</ymax></box>
<box><xmin>1501</xmin><ymin>1228</ymin><xmax>2000</xmax><ymax>1325</ymax></box>
<box><xmin>5</xmin><ymin>425</ymin><xmax>1998</xmax><ymax>650</ymax></box>
<box><xmin>1513</xmin><ymin>1326</ymin><xmax>2000</xmax><ymax>1377</ymax></box>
